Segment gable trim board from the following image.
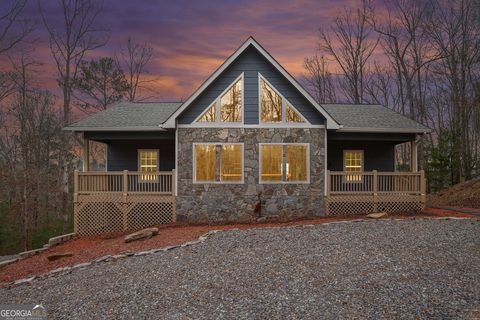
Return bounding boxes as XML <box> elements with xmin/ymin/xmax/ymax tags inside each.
<box><xmin>163</xmin><ymin>37</ymin><xmax>340</xmax><ymax>129</ymax></box>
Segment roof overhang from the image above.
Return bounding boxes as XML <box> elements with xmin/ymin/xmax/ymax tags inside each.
<box><xmin>333</xmin><ymin>127</ymin><xmax>432</xmax><ymax>134</ymax></box>
<box><xmin>163</xmin><ymin>37</ymin><xmax>340</xmax><ymax>129</ymax></box>
<box><xmin>63</xmin><ymin>126</ymin><xmax>168</xmax><ymax>132</ymax></box>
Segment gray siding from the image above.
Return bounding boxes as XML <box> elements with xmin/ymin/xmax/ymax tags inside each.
<box><xmin>178</xmin><ymin>45</ymin><xmax>325</xmax><ymax>125</ymax></box>
<box><xmin>84</xmin><ymin>130</ymin><xmax>175</xmax><ymax>142</ymax></box>
<box><xmin>327</xmin><ymin>131</ymin><xmax>415</xmax><ymax>143</ymax></box>
<box><xmin>327</xmin><ymin>141</ymin><xmax>395</xmax><ymax>172</ymax></box>
<box><xmin>107</xmin><ymin>140</ymin><xmax>175</xmax><ymax>171</ymax></box>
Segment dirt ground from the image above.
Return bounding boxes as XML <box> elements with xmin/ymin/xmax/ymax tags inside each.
<box><xmin>428</xmin><ymin>178</ymin><xmax>480</xmax><ymax>209</ymax></box>
<box><xmin>0</xmin><ymin>209</ymin><xmax>477</xmax><ymax>286</ymax></box>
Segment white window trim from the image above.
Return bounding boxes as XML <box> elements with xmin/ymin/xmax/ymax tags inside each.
<box><xmin>192</xmin><ymin>142</ymin><xmax>245</xmax><ymax>184</ymax></box>
<box><xmin>138</xmin><ymin>149</ymin><xmax>159</xmax><ymax>182</ymax></box>
<box><xmin>259</xmin><ymin>143</ymin><xmax>310</xmax><ymax>184</ymax></box>
<box><xmin>193</xmin><ymin>73</ymin><xmax>245</xmax><ymax>125</ymax></box>
<box><xmin>258</xmin><ymin>73</ymin><xmax>310</xmax><ymax>127</ymax></box>
<box><xmin>343</xmin><ymin>149</ymin><xmax>364</xmax><ymax>183</ymax></box>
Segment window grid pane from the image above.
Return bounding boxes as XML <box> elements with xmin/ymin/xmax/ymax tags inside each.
<box><xmin>344</xmin><ymin>151</ymin><xmax>363</xmax><ymax>182</ymax></box>
<box><xmin>139</xmin><ymin>150</ymin><xmax>158</xmax><ymax>181</ymax></box>
<box><xmin>221</xmin><ymin>79</ymin><xmax>242</xmax><ymax>122</ymax></box>
<box><xmin>195</xmin><ymin>145</ymin><xmax>216</xmax><ymax>182</ymax></box>
<box><xmin>261</xmin><ymin>145</ymin><xmax>283</xmax><ymax>182</ymax></box>
<box><xmin>220</xmin><ymin>145</ymin><xmax>242</xmax><ymax>182</ymax></box>
<box><xmin>198</xmin><ymin>103</ymin><xmax>216</xmax><ymax>122</ymax></box>
<box><xmin>286</xmin><ymin>145</ymin><xmax>307</xmax><ymax>181</ymax></box>
<box><xmin>260</xmin><ymin>79</ymin><xmax>282</xmax><ymax>123</ymax></box>
<box><xmin>286</xmin><ymin>103</ymin><xmax>305</xmax><ymax>123</ymax></box>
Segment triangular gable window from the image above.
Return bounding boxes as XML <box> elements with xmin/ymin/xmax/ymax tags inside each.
<box><xmin>195</xmin><ymin>74</ymin><xmax>243</xmax><ymax>123</ymax></box>
<box><xmin>198</xmin><ymin>103</ymin><xmax>216</xmax><ymax>122</ymax></box>
<box><xmin>259</xmin><ymin>74</ymin><xmax>307</xmax><ymax>124</ymax></box>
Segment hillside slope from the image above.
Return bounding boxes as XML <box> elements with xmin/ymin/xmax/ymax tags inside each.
<box><xmin>428</xmin><ymin>178</ymin><xmax>480</xmax><ymax>209</ymax></box>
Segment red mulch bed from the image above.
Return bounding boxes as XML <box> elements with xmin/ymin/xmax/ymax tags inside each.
<box><xmin>1</xmin><ymin>210</ymin><xmax>476</xmax><ymax>286</ymax></box>
<box><xmin>422</xmin><ymin>207</ymin><xmax>479</xmax><ymax>218</ymax></box>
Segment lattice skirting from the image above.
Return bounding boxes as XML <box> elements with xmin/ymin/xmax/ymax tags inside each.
<box><xmin>74</xmin><ymin>193</ymin><xmax>176</xmax><ymax>236</ymax></box>
<box><xmin>326</xmin><ymin>194</ymin><xmax>425</xmax><ymax>216</ymax></box>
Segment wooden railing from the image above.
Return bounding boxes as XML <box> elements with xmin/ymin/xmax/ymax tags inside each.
<box><xmin>327</xmin><ymin>170</ymin><xmax>425</xmax><ymax>195</ymax></box>
<box><xmin>74</xmin><ymin>170</ymin><xmax>176</xmax><ymax>196</ymax></box>
<box><xmin>73</xmin><ymin>170</ymin><xmax>176</xmax><ymax>236</ymax></box>
<box><xmin>326</xmin><ymin>170</ymin><xmax>426</xmax><ymax>215</ymax></box>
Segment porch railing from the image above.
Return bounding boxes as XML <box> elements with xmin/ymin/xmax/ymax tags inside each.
<box><xmin>73</xmin><ymin>169</ymin><xmax>176</xmax><ymax>236</ymax></box>
<box><xmin>326</xmin><ymin>170</ymin><xmax>426</xmax><ymax>215</ymax></box>
<box><xmin>74</xmin><ymin>169</ymin><xmax>175</xmax><ymax>196</ymax></box>
<box><xmin>327</xmin><ymin>170</ymin><xmax>425</xmax><ymax>195</ymax></box>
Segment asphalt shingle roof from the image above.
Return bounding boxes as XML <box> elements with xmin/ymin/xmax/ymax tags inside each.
<box><xmin>66</xmin><ymin>102</ymin><xmax>182</xmax><ymax>130</ymax></box>
<box><xmin>66</xmin><ymin>102</ymin><xmax>429</xmax><ymax>133</ymax></box>
<box><xmin>322</xmin><ymin>104</ymin><xmax>430</xmax><ymax>132</ymax></box>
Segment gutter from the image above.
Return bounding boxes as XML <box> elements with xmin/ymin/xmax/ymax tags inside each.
<box><xmin>334</xmin><ymin>127</ymin><xmax>432</xmax><ymax>134</ymax></box>
<box><xmin>63</xmin><ymin>126</ymin><xmax>168</xmax><ymax>132</ymax></box>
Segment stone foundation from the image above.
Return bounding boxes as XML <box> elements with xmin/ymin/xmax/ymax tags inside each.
<box><xmin>176</xmin><ymin>127</ymin><xmax>325</xmax><ymax>222</ymax></box>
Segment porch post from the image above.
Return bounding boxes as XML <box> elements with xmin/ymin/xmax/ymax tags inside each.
<box><xmin>410</xmin><ymin>139</ymin><xmax>418</xmax><ymax>172</ymax></box>
<box><xmin>373</xmin><ymin>170</ymin><xmax>378</xmax><ymax>212</ymax></box>
<box><xmin>82</xmin><ymin>135</ymin><xmax>90</xmax><ymax>172</ymax></box>
<box><xmin>171</xmin><ymin>169</ymin><xmax>176</xmax><ymax>196</ymax></box>
<box><xmin>420</xmin><ymin>169</ymin><xmax>426</xmax><ymax>205</ymax></box>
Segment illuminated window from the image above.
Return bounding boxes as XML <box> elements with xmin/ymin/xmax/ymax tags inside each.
<box><xmin>194</xmin><ymin>143</ymin><xmax>243</xmax><ymax>183</ymax></box>
<box><xmin>259</xmin><ymin>75</ymin><xmax>306</xmax><ymax>124</ymax></box>
<box><xmin>286</xmin><ymin>102</ymin><xmax>304</xmax><ymax>123</ymax></box>
<box><xmin>138</xmin><ymin>150</ymin><xmax>158</xmax><ymax>181</ymax></box>
<box><xmin>260</xmin><ymin>144</ymin><xmax>309</xmax><ymax>183</ymax></box>
<box><xmin>221</xmin><ymin>79</ymin><xmax>242</xmax><ymax>122</ymax></box>
<box><xmin>220</xmin><ymin>144</ymin><xmax>242</xmax><ymax>182</ymax></box>
<box><xmin>260</xmin><ymin>79</ymin><xmax>282</xmax><ymax>123</ymax></box>
<box><xmin>260</xmin><ymin>145</ymin><xmax>283</xmax><ymax>182</ymax></box>
<box><xmin>198</xmin><ymin>103</ymin><xmax>216</xmax><ymax>122</ymax></box>
<box><xmin>286</xmin><ymin>145</ymin><xmax>307</xmax><ymax>181</ymax></box>
<box><xmin>344</xmin><ymin>150</ymin><xmax>363</xmax><ymax>182</ymax></box>
<box><xmin>194</xmin><ymin>145</ymin><xmax>216</xmax><ymax>182</ymax></box>
<box><xmin>196</xmin><ymin>76</ymin><xmax>243</xmax><ymax>123</ymax></box>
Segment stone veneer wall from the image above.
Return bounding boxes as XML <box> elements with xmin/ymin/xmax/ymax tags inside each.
<box><xmin>176</xmin><ymin>128</ymin><xmax>325</xmax><ymax>222</ymax></box>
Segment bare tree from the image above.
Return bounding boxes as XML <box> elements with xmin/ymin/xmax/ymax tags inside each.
<box><xmin>73</xmin><ymin>57</ymin><xmax>129</xmax><ymax>113</ymax></box>
<box><xmin>303</xmin><ymin>54</ymin><xmax>336</xmax><ymax>103</ymax></box>
<box><xmin>41</xmin><ymin>0</ymin><xmax>109</xmax><ymax>230</ymax></box>
<box><xmin>370</xmin><ymin>0</ymin><xmax>439</xmax><ymax>124</ymax></box>
<box><xmin>319</xmin><ymin>0</ymin><xmax>378</xmax><ymax>104</ymax></box>
<box><xmin>0</xmin><ymin>0</ymin><xmax>33</xmax><ymax>56</ymax></box>
<box><xmin>118</xmin><ymin>37</ymin><xmax>154</xmax><ymax>101</ymax></box>
<box><xmin>1</xmin><ymin>54</ymin><xmax>61</xmax><ymax>250</ymax></box>
<box><xmin>426</xmin><ymin>0</ymin><xmax>480</xmax><ymax>181</ymax></box>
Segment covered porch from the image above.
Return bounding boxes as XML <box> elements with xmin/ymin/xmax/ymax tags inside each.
<box><xmin>74</xmin><ymin>131</ymin><xmax>177</xmax><ymax>236</ymax></box>
<box><xmin>325</xmin><ymin>131</ymin><xmax>426</xmax><ymax>215</ymax></box>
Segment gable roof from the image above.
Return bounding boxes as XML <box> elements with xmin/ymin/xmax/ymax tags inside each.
<box><xmin>64</xmin><ymin>102</ymin><xmax>182</xmax><ymax>131</ymax></box>
<box><xmin>163</xmin><ymin>37</ymin><xmax>340</xmax><ymax>129</ymax></box>
<box><xmin>322</xmin><ymin>104</ymin><xmax>431</xmax><ymax>133</ymax></box>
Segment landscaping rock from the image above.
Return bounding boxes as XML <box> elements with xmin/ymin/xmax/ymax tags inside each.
<box><xmin>367</xmin><ymin>212</ymin><xmax>388</xmax><ymax>219</ymax></box>
<box><xmin>0</xmin><ymin>258</ymin><xmax>19</xmax><ymax>268</ymax></box>
<box><xmin>48</xmin><ymin>233</ymin><xmax>75</xmax><ymax>247</ymax></box>
<box><xmin>47</xmin><ymin>252</ymin><xmax>73</xmax><ymax>262</ymax></box>
<box><xmin>124</xmin><ymin>227</ymin><xmax>159</xmax><ymax>243</ymax></box>
<box><xmin>19</xmin><ymin>248</ymin><xmax>47</xmax><ymax>259</ymax></box>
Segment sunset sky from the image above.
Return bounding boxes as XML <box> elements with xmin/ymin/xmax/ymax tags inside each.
<box><xmin>2</xmin><ymin>0</ymin><xmax>385</xmax><ymax>103</ymax></box>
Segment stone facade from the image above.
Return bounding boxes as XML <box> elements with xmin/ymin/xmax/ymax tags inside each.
<box><xmin>176</xmin><ymin>127</ymin><xmax>325</xmax><ymax>222</ymax></box>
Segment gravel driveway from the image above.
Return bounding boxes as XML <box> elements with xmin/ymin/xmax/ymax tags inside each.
<box><xmin>1</xmin><ymin>219</ymin><xmax>479</xmax><ymax>319</ymax></box>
